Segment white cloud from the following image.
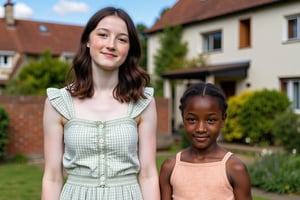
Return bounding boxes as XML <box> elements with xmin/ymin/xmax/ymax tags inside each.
<box><xmin>53</xmin><ymin>0</ymin><xmax>89</xmax><ymax>15</ymax></box>
<box><xmin>0</xmin><ymin>2</ymin><xmax>33</xmax><ymax>19</ymax></box>
<box><xmin>15</xmin><ymin>2</ymin><xmax>34</xmax><ymax>19</ymax></box>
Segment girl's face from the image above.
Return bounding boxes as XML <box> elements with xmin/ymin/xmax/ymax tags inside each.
<box><xmin>87</xmin><ymin>15</ymin><xmax>130</xmax><ymax>71</ymax></box>
<box><xmin>183</xmin><ymin>95</ymin><xmax>225</xmax><ymax>150</ymax></box>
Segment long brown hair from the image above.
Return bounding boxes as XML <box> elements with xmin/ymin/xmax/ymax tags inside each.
<box><xmin>66</xmin><ymin>7</ymin><xmax>150</xmax><ymax>103</ymax></box>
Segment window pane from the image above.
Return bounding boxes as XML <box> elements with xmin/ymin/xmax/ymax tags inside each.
<box><xmin>213</xmin><ymin>32</ymin><xmax>221</xmax><ymax>50</ymax></box>
<box><xmin>203</xmin><ymin>35</ymin><xmax>210</xmax><ymax>52</ymax></box>
<box><xmin>293</xmin><ymin>82</ymin><xmax>300</xmax><ymax>109</ymax></box>
<box><xmin>288</xmin><ymin>18</ymin><xmax>297</xmax><ymax>39</ymax></box>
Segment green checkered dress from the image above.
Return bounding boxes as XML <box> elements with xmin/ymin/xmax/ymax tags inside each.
<box><xmin>47</xmin><ymin>87</ymin><xmax>154</xmax><ymax>200</ymax></box>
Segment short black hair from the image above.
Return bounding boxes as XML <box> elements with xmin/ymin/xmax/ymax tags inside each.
<box><xmin>179</xmin><ymin>82</ymin><xmax>228</xmax><ymax>117</ymax></box>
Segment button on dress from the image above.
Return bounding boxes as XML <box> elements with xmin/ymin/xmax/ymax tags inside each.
<box><xmin>46</xmin><ymin>87</ymin><xmax>154</xmax><ymax>200</ymax></box>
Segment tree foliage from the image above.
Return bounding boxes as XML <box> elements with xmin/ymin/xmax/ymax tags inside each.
<box><xmin>153</xmin><ymin>25</ymin><xmax>188</xmax><ymax>96</ymax></box>
<box><xmin>4</xmin><ymin>50</ymin><xmax>70</xmax><ymax>95</ymax></box>
<box><xmin>136</xmin><ymin>23</ymin><xmax>148</xmax><ymax>70</ymax></box>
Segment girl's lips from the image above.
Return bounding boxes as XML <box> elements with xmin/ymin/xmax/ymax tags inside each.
<box><xmin>193</xmin><ymin>134</ymin><xmax>209</xmax><ymax>142</ymax></box>
<box><xmin>102</xmin><ymin>52</ymin><xmax>117</xmax><ymax>57</ymax></box>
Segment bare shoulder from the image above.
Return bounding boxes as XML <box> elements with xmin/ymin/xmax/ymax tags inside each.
<box><xmin>159</xmin><ymin>154</ymin><xmax>177</xmax><ymax>178</ymax></box>
<box><xmin>227</xmin><ymin>154</ymin><xmax>248</xmax><ymax>173</ymax></box>
<box><xmin>226</xmin><ymin>153</ymin><xmax>251</xmax><ymax>188</ymax></box>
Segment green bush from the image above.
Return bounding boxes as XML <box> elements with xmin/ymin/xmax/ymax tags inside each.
<box><xmin>272</xmin><ymin>110</ymin><xmax>300</xmax><ymax>154</ymax></box>
<box><xmin>222</xmin><ymin>91</ymin><xmax>254</xmax><ymax>142</ymax></box>
<box><xmin>249</xmin><ymin>153</ymin><xmax>300</xmax><ymax>194</ymax></box>
<box><xmin>0</xmin><ymin>105</ymin><xmax>9</xmax><ymax>161</ymax></box>
<box><xmin>179</xmin><ymin>125</ymin><xmax>190</xmax><ymax>149</ymax></box>
<box><xmin>240</xmin><ymin>89</ymin><xmax>290</xmax><ymax>146</ymax></box>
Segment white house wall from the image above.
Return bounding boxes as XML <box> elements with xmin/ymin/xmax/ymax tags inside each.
<box><xmin>147</xmin><ymin>1</ymin><xmax>300</xmax><ymax>130</ymax></box>
<box><xmin>148</xmin><ymin>1</ymin><xmax>300</xmax><ymax>92</ymax></box>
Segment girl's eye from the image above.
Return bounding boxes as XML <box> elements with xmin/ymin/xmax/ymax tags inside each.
<box><xmin>98</xmin><ymin>33</ymin><xmax>108</xmax><ymax>38</ymax></box>
<box><xmin>207</xmin><ymin>119</ymin><xmax>217</xmax><ymax>124</ymax></box>
<box><xmin>118</xmin><ymin>37</ymin><xmax>129</xmax><ymax>43</ymax></box>
<box><xmin>186</xmin><ymin>117</ymin><xmax>196</xmax><ymax>123</ymax></box>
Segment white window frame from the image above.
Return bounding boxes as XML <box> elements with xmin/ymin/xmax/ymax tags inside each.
<box><xmin>0</xmin><ymin>53</ymin><xmax>13</xmax><ymax>68</ymax></box>
<box><xmin>202</xmin><ymin>30</ymin><xmax>222</xmax><ymax>53</ymax></box>
<box><xmin>286</xmin><ymin>79</ymin><xmax>300</xmax><ymax>114</ymax></box>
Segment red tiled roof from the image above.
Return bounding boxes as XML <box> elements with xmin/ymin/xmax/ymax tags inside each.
<box><xmin>0</xmin><ymin>18</ymin><xmax>84</xmax><ymax>55</ymax></box>
<box><xmin>145</xmin><ymin>0</ymin><xmax>282</xmax><ymax>33</ymax></box>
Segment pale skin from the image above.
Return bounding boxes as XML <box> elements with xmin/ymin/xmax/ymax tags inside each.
<box><xmin>159</xmin><ymin>95</ymin><xmax>252</xmax><ymax>200</ymax></box>
<box><xmin>42</xmin><ymin>15</ymin><xmax>159</xmax><ymax>200</ymax></box>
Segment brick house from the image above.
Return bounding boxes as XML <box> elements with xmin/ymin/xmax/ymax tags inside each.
<box><xmin>0</xmin><ymin>1</ymin><xmax>84</xmax><ymax>87</ymax></box>
<box><xmin>145</xmin><ymin>0</ymin><xmax>300</xmax><ymax>130</ymax></box>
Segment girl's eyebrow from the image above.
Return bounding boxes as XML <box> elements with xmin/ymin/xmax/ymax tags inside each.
<box><xmin>94</xmin><ymin>28</ymin><xmax>129</xmax><ymax>37</ymax></box>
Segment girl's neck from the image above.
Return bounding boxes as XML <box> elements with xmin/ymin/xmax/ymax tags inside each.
<box><xmin>186</xmin><ymin>144</ymin><xmax>226</xmax><ymax>162</ymax></box>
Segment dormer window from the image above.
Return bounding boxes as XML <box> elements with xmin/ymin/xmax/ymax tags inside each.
<box><xmin>38</xmin><ymin>24</ymin><xmax>48</xmax><ymax>33</ymax></box>
<box><xmin>0</xmin><ymin>52</ymin><xmax>13</xmax><ymax>68</ymax></box>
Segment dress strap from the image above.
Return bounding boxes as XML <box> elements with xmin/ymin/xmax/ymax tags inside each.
<box><xmin>175</xmin><ymin>152</ymin><xmax>182</xmax><ymax>163</ymax></box>
<box><xmin>222</xmin><ymin>152</ymin><xmax>233</xmax><ymax>164</ymax></box>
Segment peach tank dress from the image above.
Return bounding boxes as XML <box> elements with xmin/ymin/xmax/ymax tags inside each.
<box><xmin>170</xmin><ymin>151</ymin><xmax>234</xmax><ymax>200</ymax></box>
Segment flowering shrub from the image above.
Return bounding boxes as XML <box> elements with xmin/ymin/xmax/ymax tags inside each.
<box><xmin>272</xmin><ymin>110</ymin><xmax>300</xmax><ymax>154</ymax></box>
<box><xmin>249</xmin><ymin>153</ymin><xmax>300</xmax><ymax>194</ymax></box>
<box><xmin>222</xmin><ymin>91</ymin><xmax>254</xmax><ymax>142</ymax></box>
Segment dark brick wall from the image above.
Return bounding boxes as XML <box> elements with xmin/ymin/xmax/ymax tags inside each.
<box><xmin>0</xmin><ymin>95</ymin><xmax>170</xmax><ymax>158</ymax></box>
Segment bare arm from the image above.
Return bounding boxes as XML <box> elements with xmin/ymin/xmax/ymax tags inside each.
<box><xmin>227</xmin><ymin>155</ymin><xmax>252</xmax><ymax>200</ymax></box>
<box><xmin>159</xmin><ymin>157</ymin><xmax>175</xmax><ymax>200</ymax></box>
<box><xmin>137</xmin><ymin>98</ymin><xmax>160</xmax><ymax>200</ymax></box>
<box><xmin>41</xmin><ymin>98</ymin><xmax>64</xmax><ymax>200</ymax></box>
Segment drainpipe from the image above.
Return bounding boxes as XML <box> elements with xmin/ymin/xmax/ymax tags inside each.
<box><xmin>4</xmin><ymin>0</ymin><xmax>15</xmax><ymax>26</ymax></box>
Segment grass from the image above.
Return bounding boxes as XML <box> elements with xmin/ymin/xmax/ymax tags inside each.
<box><xmin>0</xmin><ymin>163</ymin><xmax>43</xmax><ymax>200</ymax></box>
<box><xmin>0</xmin><ymin>152</ymin><xmax>270</xmax><ymax>200</ymax></box>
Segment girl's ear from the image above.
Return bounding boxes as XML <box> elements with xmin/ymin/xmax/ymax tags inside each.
<box><xmin>86</xmin><ymin>42</ymin><xmax>90</xmax><ymax>48</ymax></box>
<box><xmin>221</xmin><ymin>114</ymin><xmax>227</xmax><ymax>127</ymax></box>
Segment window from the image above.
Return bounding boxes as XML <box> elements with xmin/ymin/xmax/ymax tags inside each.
<box><xmin>286</xmin><ymin>15</ymin><xmax>300</xmax><ymax>40</ymax></box>
<box><xmin>281</xmin><ymin>78</ymin><xmax>300</xmax><ymax>113</ymax></box>
<box><xmin>239</xmin><ymin>18</ymin><xmax>251</xmax><ymax>48</ymax></box>
<box><xmin>0</xmin><ymin>54</ymin><xmax>12</xmax><ymax>68</ymax></box>
<box><xmin>203</xmin><ymin>31</ymin><xmax>222</xmax><ymax>52</ymax></box>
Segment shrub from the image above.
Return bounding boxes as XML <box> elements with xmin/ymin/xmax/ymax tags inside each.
<box><xmin>0</xmin><ymin>105</ymin><xmax>9</xmax><ymax>160</ymax></box>
<box><xmin>222</xmin><ymin>91</ymin><xmax>254</xmax><ymax>143</ymax></box>
<box><xmin>272</xmin><ymin>110</ymin><xmax>300</xmax><ymax>154</ymax></box>
<box><xmin>240</xmin><ymin>89</ymin><xmax>290</xmax><ymax>146</ymax></box>
<box><xmin>179</xmin><ymin>124</ymin><xmax>190</xmax><ymax>149</ymax></box>
<box><xmin>249</xmin><ymin>153</ymin><xmax>300</xmax><ymax>194</ymax></box>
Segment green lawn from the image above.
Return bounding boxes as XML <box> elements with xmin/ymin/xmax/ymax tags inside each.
<box><xmin>0</xmin><ymin>163</ymin><xmax>43</xmax><ymax>200</ymax></box>
<box><xmin>0</xmin><ymin>156</ymin><xmax>270</xmax><ymax>200</ymax></box>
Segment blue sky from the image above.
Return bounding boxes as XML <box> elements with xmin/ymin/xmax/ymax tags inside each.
<box><xmin>0</xmin><ymin>0</ymin><xmax>178</xmax><ymax>27</ymax></box>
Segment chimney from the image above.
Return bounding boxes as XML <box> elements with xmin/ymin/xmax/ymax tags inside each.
<box><xmin>4</xmin><ymin>0</ymin><xmax>15</xmax><ymax>25</ymax></box>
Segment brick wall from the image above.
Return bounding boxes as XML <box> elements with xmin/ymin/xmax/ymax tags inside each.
<box><xmin>0</xmin><ymin>95</ymin><xmax>46</xmax><ymax>159</ymax></box>
<box><xmin>0</xmin><ymin>95</ymin><xmax>170</xmax><ymax>158</ymax></box>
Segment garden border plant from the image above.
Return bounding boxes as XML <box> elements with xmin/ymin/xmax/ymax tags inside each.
<box><xmin>0</xmin><ymin>105</ymin><xmax>9</xmax><ymax>161</ymax></box>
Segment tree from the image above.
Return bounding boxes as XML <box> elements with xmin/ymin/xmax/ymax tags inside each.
<box><xmin>153</xmin><ymin>25</ymin><xmax>188</xmax><ymax>96</ymax></box>
<box><xmin>4</xmin><ymin>50</ymin><xmax>70</xmax><ymax>95</ymax></box>
<box><xmin>136</xmin><ymin>23</ymin><xmax>148</xmax><ymax>70</ymax></box>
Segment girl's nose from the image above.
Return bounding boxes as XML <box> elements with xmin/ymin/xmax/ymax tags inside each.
<box><xmin>106</xmin><ymin>37</ymin><xmax>116</xmax><ymax>50</ymax></box>
<box><xmin>196</xmin><ymin>121</ymin><xmax>206</xmax><ymax>132</ymax></box>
